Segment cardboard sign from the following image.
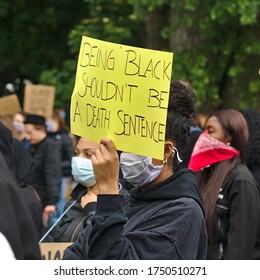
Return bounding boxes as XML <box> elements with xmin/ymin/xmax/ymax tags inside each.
<box><xmin>23</xmin><ymin>84</ymin><xmax>55</xmax><ymax>118</ymax></box>
<box><xmin>70</xmin><ymin>36</ymin><xmax>173</xmax><ymax>159</ymax></box>
<box><xmin>0</xmin><ymin>94</ymin><xmax>22</xmax><ymax>116</ymax></box>
<box><xmin>40</xmin><ymin>242</ymin><xmax>72</xmax><ymax>260</ymax></box>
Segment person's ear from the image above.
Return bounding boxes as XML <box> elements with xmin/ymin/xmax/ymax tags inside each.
<box><xmin>164</xmin><ymin>141</ymin><xmax>174</xmax><ymax>160</ymax></box>
<box><xmin>225</xmin><ymin>135</ymin><xmax>232</xmax><ymax>146</ymax></box>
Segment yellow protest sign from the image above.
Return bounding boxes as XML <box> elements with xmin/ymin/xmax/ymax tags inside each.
<box><xmin>70</xmin><ymin>36</ymin><xmax>173</xmax><ymax>159</ymax></box>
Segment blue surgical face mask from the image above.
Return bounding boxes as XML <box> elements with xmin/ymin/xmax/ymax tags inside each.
<box><xmin>71</xmin><ymin>157</ymin><xmax>96</xmax><ymax>187</ymax></box>
<box><xmin>13</xmin><ymin>121</ymin><xmax>23</xmax><ymax>133</ymax></box>
<box><xmin>45</xmin><ymin>121</ymin><xmax>54</xmax><ymax>132</ymax></box>
<box><xmin>60</xmin><ymin>110</ymin><xmax>66</xmax><ymax>119</ymax></box>
<box><xmin>120</xmin><ymin>153</ymin><xmax>163</xmax><ymax>188</ymax></box>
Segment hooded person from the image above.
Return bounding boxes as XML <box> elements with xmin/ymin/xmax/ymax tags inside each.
<box><xmin>63</xmin><ymin>80</ymin><xmax>207</xmax><ymax>260</ymax></box>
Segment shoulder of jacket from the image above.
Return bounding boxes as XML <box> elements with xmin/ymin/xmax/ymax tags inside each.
<box><xmin>227</xmin><ymin>163</ymin><xmax>255</xmax><ymax>182</ymax></box>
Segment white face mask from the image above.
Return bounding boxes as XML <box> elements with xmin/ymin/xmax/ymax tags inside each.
<box><xmin>71</xmin><ymin>157</ymin><xmax>96</xmax><ymax>187</ymax></box>
<box><xmin>120</xmin><ymin>153</ymin><xmax>163</xmax><ymax>188</ymax></box>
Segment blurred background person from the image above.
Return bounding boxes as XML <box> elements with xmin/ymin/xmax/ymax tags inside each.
<box><xmin>24</xmin><ymin>113</ymin><xmax>62</xmax><ymax>236</ymax></box>
<box><xmin>12</xmin><ymin>111</ymin><xmax>30</xmax><ymax>149</ymax></box>
<box><xmin>45</xmin><ymin>109</ymin><xmax>74</xmax><ymax>225</ymax></box>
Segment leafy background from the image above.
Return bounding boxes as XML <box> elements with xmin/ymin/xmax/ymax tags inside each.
<box><xmin>0</xmin><ymin>0</ymin><xmax>259</xmax><ymax>115</ymax></box>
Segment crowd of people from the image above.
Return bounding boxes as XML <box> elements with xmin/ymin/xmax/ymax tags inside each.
<box><xmin>0</xmin><ymin>80</ymin><xmax>260</xmax><ymax>260</ymax></box>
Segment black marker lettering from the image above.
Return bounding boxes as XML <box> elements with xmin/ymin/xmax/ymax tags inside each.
<box><xmin>72</xmin><ymin>101</ymin><xmax>82</xmax><ymax>123</ymax></box>
<box><xmin>124</xmin><ymin>50</ymin><xmax>139</xmax><ymax>76</ymax></box>
<box><xmin>114</xmin><ymin>110</ymin><xmax>165</xmax><ymax>143</ymax></box>
<box><xmin>86</xmin><ymin>103</ymin><xmax>110</xmax><ymax>129</ymax></box>
<box><xmin>79</xmin><ymin>42</ymin><xmax>115</xmax><ymax>70</ymax></box>
<box><xmin>147</xmin><ymin>89</ymin><xmax>168</xmax><ymax>109</ymax></box>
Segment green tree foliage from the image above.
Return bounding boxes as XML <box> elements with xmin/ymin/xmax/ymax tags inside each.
<box><xmin>40</xmin><ymin>0</ymin><xmax>142</xmax><ymax>109</ymax></box>
<box><xmin>0</xmin><ymin>0</ymin><xmax>87</xmax><ymax>103</ymax></box>
<box><xmin>1</xmin><ymin>0</ymin><xmax>259</xmax><ymax>113</ymax></box>
<box><xmin>130</xmin><ymin>0</ymin><xmax>260</xmax><ymax>112</ymax></box>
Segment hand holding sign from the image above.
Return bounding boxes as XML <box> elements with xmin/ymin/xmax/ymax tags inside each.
<box><xmin>91</xmin><ymin>138</ymin><xmax>119</xmax><ymax>195</ymax></box>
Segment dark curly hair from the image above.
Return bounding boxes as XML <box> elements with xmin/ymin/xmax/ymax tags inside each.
<box><xmin>165</xmin><ymin>80</ymin><xmax>197</xmax><ymax>153</ymax></box>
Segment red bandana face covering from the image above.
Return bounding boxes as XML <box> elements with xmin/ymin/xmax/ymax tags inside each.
<box><xmin>188</xmin><ymin>131</ymin><xmax>240</xmax><ymax>172</ymax></box>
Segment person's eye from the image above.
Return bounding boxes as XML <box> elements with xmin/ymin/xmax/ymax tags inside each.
<box><xmin>85</xmin><ymin>148</ymin><xmax>96</xmax><ymax>157</ymax></box>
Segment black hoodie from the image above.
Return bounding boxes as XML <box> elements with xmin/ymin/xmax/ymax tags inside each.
<box><xmin>63</xmin><ymin>168</ymin><xmax>207</xmax><ymax>260</ymax></box>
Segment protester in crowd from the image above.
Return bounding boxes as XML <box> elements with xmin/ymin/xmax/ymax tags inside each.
<box><xmin>63</xmin><ymin>80</ymin><xmax>207</xmax><ymax>260</ymax></box>
<box><xmin>46</xmin><ymin>136</ymin><xmax>128</xmax><ymax>242</ymax></box>
<box><xmin>47</xmin><ymin>137</ymin><xmax>100</xmax><ymax>243</ymax></box>
<box><xmin>240</xmin><ymin>109</ymin><xmax>260</xmax><ymax>193</ymax></box>
<box><xmin>189</xmin><ymin>109</ymin><xmax>260</xmax><ymax>259</ymax></box>
<box><xmin>0</xmin><ymin>122</ymin><xmax>44</xmax><ymax>238</ymax></box>
<box><xmin>24</xmin><ymin>114</ymin><xmax>62</xmax><ymax>233</ymax></box>
<box><xmin>46</xmin><ymin>109</ymin><xmax>74</xmax><ymax>225</ymax></box>
<box><xmin>0</xmin><ymin>151</ymin><xmax>41</xmax><ymax>259</ymax></box>
<box><xmin>13</xmin><ymin>111</ymin><xmax>30</xmax><ymax>148</ymax></box>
